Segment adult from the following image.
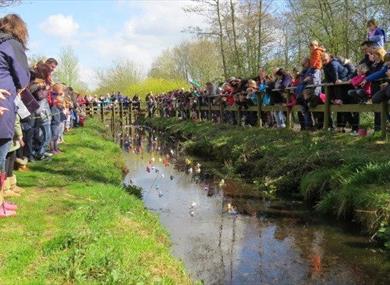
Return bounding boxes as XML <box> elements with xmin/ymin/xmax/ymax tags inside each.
<box><xmin>45</xmin><ymin>58</ymin><xmax>58</xmax><ymax>72</ymax></box>
<box><xmin>359</xmin><ymin>41</ymin><xmax>375</xmax><ymax>69</ymax></box>
<box><xmin>367</xmin><ymin>19</ymin><xmax>386</xmax><ymax>48</ymax></box>
<box><xmin>0</xmin><ymin>14</ymin><xmax>30</xmax><ymax>217</ymax></box>
<box><xmin>322</xmin><ymin>52</ymin><xmax>354</xmax><ymax>131</ymax></box>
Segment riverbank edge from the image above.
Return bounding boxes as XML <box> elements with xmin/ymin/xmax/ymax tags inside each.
<box><xmin>0</xmin><ymin>119</ymin><xmax>192</xmax><ymax>284</ymax></box>
<box><xmin>142</xmin><ymin>117</ymin><xmax>390</xmax><ymax>250</ymax></box>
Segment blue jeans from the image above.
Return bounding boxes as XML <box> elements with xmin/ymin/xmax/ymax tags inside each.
<box><xmin>36</xmin><ymin>121</ymin><xmax>52</xmax><ymax>156</ymax></box>
<box><xmin>0</xmin><ymin>140</ymin><xmax>11</xmax><ymax>172</ymax></box>
<box><xmin>312</xmin><ymin>69</ymin><xmax>322</xmax><ymax>96</ymax></box>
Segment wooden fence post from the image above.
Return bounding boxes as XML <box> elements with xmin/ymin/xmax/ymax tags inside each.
<box><xmin>100</xmin><ymin>104</ymin><xmax>104</xmax><ymax>122</ymax></box>
<box><xmin>381</xmin><ymin>101</ymin><xmax>388</xmax><ymax>137</ymax></box>
<box><xmin>257</xmin><ymin>92</ymin><xmax>263</xmax><ymax>128</ymax></box>
<box><xmin>324</xmin><ymin>85</ymin><xmax>331</xmax><ymax>130</ymax></box>
<box><xmin>119</xmin><ymin>101</ymin><xmax>123</xmax><ymax>128</ymax></box>
<box><xmin>219</xmin><ymin>100</ymin><xmax>224</xmax><ymax>124</ymax></box>
<box><xmin>208</xmin><ymin>97</ymin><xmax>212</xmax><ymax>121</ymax></box>
<box><xmin>111</xmin><ymin>105</ymin><xmax>115</xmax><ymax>138</ymax></box>
<box><xmin>198</xmin><ymin>98</ymin><xmax>201</xmax><ymax>120</ymax></box>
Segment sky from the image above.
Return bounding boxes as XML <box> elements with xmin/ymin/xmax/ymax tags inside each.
<box><xmin>1</xmin><ymin>0</ymin><xmax>205</xmax><ymax>89</ymax></box>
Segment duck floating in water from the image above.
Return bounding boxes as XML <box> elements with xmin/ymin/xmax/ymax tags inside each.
<box><xmin>158</xmin><ymin>191</ymin><xmax>163</xmax><ymax>198</ymax></box>
<box><xmin>170</xmin><ymin>175</ymin><xmax>174</xmax><ymax>181</ymax></box>
<box><xmin>190</xmin><ymin>202</ymin><xmax>197</xmax><ymax>209</ymax></box>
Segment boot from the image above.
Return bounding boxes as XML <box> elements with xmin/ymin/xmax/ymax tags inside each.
<box><xmin>3</xmin><ymin>177</ymin><xmax>20</xmax><ymax>197</ymax></box>
<box><xmin>3</xmin><ymin>201</ymin><xmax>17</xmax><ymax>211</ymax></box>
<box><xmin>0</xmin><ymin>172</ymin><xmax>16</xmax><ymax>217</ymax></box>
<box><xmin>9</xmin><ymin>175</ymin><xmax>24</xmax><ymax>194</ymax></box>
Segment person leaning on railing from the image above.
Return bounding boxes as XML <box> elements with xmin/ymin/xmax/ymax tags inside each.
<box><xmin>365</xmin><ymin>54</ymin><xmax>390</xmax><ymax>108</ymax></box>
<box><xmin>322</xmin><ymin>52</ymin><xmax>355</xmax><ymax>132</ymax></box>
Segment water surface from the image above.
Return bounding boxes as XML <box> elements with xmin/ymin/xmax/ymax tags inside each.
<box><xmin>122</xmin><ymin>127</ymin><xmax>389</xmax><ymax>285</ymax></box>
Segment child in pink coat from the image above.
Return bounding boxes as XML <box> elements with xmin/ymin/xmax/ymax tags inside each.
<box><xmin>348</xmin><ymin>64</ymin><xmax>371</xmax><ymax>103</ymax></box>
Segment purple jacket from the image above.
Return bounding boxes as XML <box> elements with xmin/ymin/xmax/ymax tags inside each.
<box><xmin>0</xmin><ymin>32</ymin><xmax>30</xmax><ymax>139</ymax></box>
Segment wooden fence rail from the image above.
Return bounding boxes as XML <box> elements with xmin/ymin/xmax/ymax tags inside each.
<box><xmin>84</xmin><ymin>83</ymin><xmax>389</xmax><ymax>137</ymax></box>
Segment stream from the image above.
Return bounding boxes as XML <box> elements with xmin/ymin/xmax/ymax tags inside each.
<box><xmin>122</xmin><ymin>126</ymin><xmax>389</xmax><ymax>285</ymax></box>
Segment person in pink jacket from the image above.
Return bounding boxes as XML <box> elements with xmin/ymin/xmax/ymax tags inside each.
<box><xmin>348</xmin><ymin>64</ymin><xmax>371</xmax><ymax>104</ymax></box>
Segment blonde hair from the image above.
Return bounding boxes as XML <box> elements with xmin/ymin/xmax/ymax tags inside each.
<box><xmin>372</xmin><ymin>47</ymin><xmax>387</xmax><ymax>62</ymax></box>
<box><xmin>357</xmin><ymin>63</ymin><xmax>369</xmax><ymax>74</ymax></box>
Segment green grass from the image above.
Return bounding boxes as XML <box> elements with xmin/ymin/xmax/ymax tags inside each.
<box><xmin>0</xmin><ymin>119</ymin><xmax>191</xmax><ymax>285</ymax></box>
<box><xmin>144</xmin><ymin>117</ymin><xmax>390</xmax><ymax>248</ymax></box>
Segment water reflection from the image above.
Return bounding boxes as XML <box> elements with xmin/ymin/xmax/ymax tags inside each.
<box><xmin>121</xmin><ymin>126</ymin><xmax>389</xmax><ymax>285</ymax></box>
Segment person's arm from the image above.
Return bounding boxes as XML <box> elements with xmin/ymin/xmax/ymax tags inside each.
<box><xmin>365</xmin><ymin>66</ymin><xmax>388</xmax><ymax>82</ymax></box>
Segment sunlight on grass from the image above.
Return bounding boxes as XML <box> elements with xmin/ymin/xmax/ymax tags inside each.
<box><xmin>0</xmin><ymin>119</ymin><xmax>191</xmax><ymax>285</ymax></box>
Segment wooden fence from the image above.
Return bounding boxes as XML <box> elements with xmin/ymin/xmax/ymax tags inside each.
<box><xmin>84</xmin><ymin>82</ymin><xmax>389</xmax><ymax>137</ymax></box>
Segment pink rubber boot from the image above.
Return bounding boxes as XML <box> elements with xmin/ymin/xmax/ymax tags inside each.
<box><xmin>3</xmin><ymin>201</ymin><xmax>17</xmax><ymax>211</ymax></box>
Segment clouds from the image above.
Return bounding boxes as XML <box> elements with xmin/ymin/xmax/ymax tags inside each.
<box><xmin>34</xmin><ymin>1</ymin><xmax>206</xmax><ymax>89</ymax></box>
<box><xmin>40</xmin><ymin>14</ymin><xmax>79</xmax><ymax>41</ymax></box>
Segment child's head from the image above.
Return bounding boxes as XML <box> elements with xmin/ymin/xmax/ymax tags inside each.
<box><xmin>52</xmin><ymin>83</ymin><xmax>65</xmax><ymax>96</ymax></box>
<box><xmin>356</xmin><ymin>64</ymin><xmax>369</xmax><ymax>75</ymax></box>
<box><xmin>367</xmin><ymin>19</ymin><xmax>377</xmax><ymax>32</ymax></box>
<box><xmin>309</xmin><ymin>40</ymin><xmax>319</xmax><ymax>50</ymax></box>
<box><xmin>321</xmin><ymin>53</ymin><xmax>331</xmax><ymax>65</ymax></box>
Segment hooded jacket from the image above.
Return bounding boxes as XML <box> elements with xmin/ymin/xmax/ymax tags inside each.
<box><xmin>323</xmin><ymin>59</ymin><xmax>349</xmax><ymax>83</ymax></box>
<box><xmin>310</xmin><ymin>47</ymin><xmax>325</xmax><ymax>70</ymax></box>
<box><xmin>0</xmin><ymin>32</ymin><xmax>30</xmax><ymax>139</ymax></box>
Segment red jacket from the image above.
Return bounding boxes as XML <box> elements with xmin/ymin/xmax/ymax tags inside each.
<box><xmin>351</xmin><ymin>74</ymin><xmax>371</xmax><ymax>96</ymax></box>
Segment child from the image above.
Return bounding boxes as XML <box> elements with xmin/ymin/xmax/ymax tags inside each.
<box><xmin>367</xmin><ymin>19</ymin><xmax>386</xmax><ymax>48</ymax></box>
<box><xmin>309</xmin><ymin>40</ymin><xmax>325</xmax><ymax>96</ymax></box>
<box><xmin>348</xmin><ymin>64</ymin><xmax>371</xmax><ymax>103</ymax></box>
<box><xmin>50</xmin><ymin>97</ymin><xmax>66</xmax><ymax>154</ymax></box>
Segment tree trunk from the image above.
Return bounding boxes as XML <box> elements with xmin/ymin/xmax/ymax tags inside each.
<box><xmin>229</xmin><ymin>0</ymin><xmax>242</xmax><ymax>75</ymax></box>
<box><xmin>257</xmin><ymin>0</ymin><xmax>263</xmax><ymax>69</ymax></box>
<box><xmin>216</xmin><ymin>0</ymin><xmax>228</xmax><ymax>79</ymax></box>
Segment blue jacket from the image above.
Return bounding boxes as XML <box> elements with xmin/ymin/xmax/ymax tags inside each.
<box><xmin>368</xmin><ymin>28</ymin><xmax>386</xmax><ymax>48</ymax></box>
<box><xmin>323</xmin><ymin>59</ymin><xmax>349</xmax><ymax>83</ymax></box>
<box><xmin>0</xmin><ymin>32</ymin><xmax>30</xmax><ymax>139</ymax></box>
<box><xmin>365</xmin><ymin>65</ymin><xmax>389</xmax><ymax>82</ymax></box>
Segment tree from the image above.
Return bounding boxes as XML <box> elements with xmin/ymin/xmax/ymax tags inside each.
<box><xmin>55</xmin><ymin>47</ymin><xmax>80</xmax><ymax>87</ymax></box>
<box><xmin>96</xmin><ymin>60</ymin><xmax>141</xmax><ymax>95</ymax></box>
<box><xmin>0</xmin><ymin>0</ymin><xmax>20</xmax><ymax>7</ymax></box>
<box><xmin>148</xmin><ymin>39</ymin><xmax>223</xmax><ymax>84</ymax></box>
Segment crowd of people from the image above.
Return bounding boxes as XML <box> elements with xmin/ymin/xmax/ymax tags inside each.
<box><xmin>0</xmin><ymin>14</ymin><xmax>388</xmax><ymax>217</ymax></box>
<box><xmin>0</xmin><ymin>14</ymin><xmax>89</xmax><ymax>218</ymax></box>
<box><xmin>143</xmin><ymin>19</ymin><xmax>389</xmax><ymax>133</ymax></box>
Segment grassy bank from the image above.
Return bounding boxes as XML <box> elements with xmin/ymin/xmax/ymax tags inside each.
<box><xmin>144</xmin><ymin>117</ymin><xmax>390</xmax><ymax>249</ymax></box>
<box><xmin>0</xmin><ymin>119</ymin><xmax>191</xmax><ymax>284</ymax></box>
